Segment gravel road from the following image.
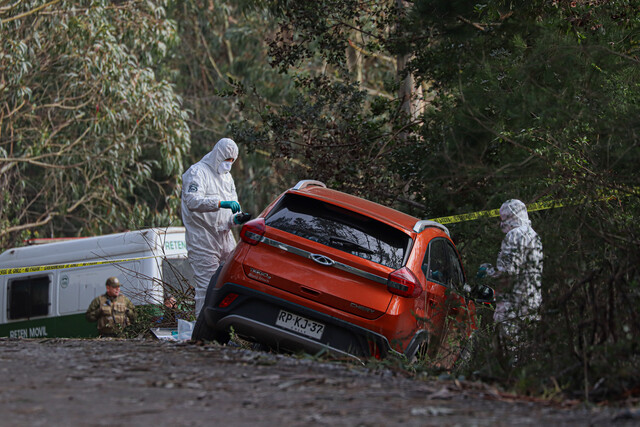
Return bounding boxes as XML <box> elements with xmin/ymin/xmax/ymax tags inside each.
<box><xmin>0</xmin><ymin>338</ymin><xmax>635</xmax><ymax>426</ymax></box>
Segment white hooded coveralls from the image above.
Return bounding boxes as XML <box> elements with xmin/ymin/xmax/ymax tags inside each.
<box><xmin>182</xmin><ymin>138</ymin><xmax>239</xmax><ymax>316</ymax></box>
<box><xmin>484</xmin><ymin>199</ymin><xmax>543</xmax><ymax>334</ymax></box>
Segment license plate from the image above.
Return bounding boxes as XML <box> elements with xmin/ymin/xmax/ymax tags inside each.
<box><xmin>275</xmin><ymin>310</ymin><xmax>325</xmax><ymax>340</ymax></box>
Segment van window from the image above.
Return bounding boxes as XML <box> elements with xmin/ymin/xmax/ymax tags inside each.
<box><xmin>265</xmin><ymin>193</ymin><xmax>412</xmax><ymax>269</ymax></box>
<box><xmin>9</xmin><ymin>276</ymin><xmax>50</xmax><ymax>319</ymax></box>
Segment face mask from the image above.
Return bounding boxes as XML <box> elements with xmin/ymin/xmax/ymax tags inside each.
<box><xmin>218</xmin><ymin>161</ymin><xmax>233</xmax><ymax>174</ymax></box>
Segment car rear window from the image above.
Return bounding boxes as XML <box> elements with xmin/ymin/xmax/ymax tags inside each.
<box><xmin>265</xmin><ymin>193</ymin><xmax>412</xmax><ymax>269</ymax></box>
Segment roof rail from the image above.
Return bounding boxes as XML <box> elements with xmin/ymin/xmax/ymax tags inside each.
<box><xmin>413</xmin><ymin>220</ymin><xmax>450</xmax><ymax>236</ymax></box>
<box><xmin>292</xmin><ymin>180</ymin><xmax>327</xmax><ymax>191</ymax></box>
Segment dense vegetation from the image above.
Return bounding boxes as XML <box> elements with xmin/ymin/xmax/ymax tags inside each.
<box><xmin>2</xmin><ymin>0</ymin><xmax>638</xmax><ymax>402</ymax></box>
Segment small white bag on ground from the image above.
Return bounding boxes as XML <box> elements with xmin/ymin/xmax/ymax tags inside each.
<box><xmin>177</xmin><ymin>319</ymin><xmax>195</xmax><ymax>340</ymax></box>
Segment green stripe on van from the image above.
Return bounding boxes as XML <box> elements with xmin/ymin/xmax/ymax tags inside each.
<box><xmin>0</xmin><ymin>313</ymin><xmax>99</xmax><ymax>338</ymax></box>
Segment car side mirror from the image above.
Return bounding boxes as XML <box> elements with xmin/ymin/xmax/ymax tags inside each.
<box><xmin>470</xmin><ymin>283</ymin><xmax>495</xmax><ymax>304</ymax></box>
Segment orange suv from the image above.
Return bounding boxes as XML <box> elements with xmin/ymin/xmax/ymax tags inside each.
<box><xmin>193</xmin><ymin>180</ymin><xmax>492</xmax><ymax>362</ymax></box>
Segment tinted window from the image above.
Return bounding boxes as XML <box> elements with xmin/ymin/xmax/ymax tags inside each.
<box><xmin>423</xmin><ymin>238</ymin><xmax>465</xmax><ymax>291</ymax></box>
<box><xmin>265</xmin><ymin>194</ymin><xmax>411</xmax><ymax>269</ymax></box>
<box><xmin>9</xmin><ymin>276</ymin><xmax>50</xmax><ymax>319</ymax></box>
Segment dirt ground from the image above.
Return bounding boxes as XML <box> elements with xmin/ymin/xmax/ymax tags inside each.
<box><xmin>0</xmin><ymin>338</ymin><xmax>637</xmax><ymax>426</ymax></box>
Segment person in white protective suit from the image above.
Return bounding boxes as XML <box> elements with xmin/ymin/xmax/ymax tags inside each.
<box><xmin>181</xmin><ymin>138</ymin><xmax>248</xmax><ymax>317</ymax></box>
<box><xmin>477</xmin><ymin>199</ymin><xmax>543</xmax><ymax>342</ymax></box>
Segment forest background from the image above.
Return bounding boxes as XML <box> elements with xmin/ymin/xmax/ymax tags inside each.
<box><xmin>1</xmin><ymin>0</ymin><xmax>638</xmax><ymax>403</ymax></box>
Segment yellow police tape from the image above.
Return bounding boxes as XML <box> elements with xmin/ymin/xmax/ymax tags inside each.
<box><xmin>0</xmin><ymin>255</ymin><xmax>158</xmax><ymax>276</ymax></box>
<box><xmin>429</xmin><ymin>195</ymin><xmax>615</xmax><ymax>225</ymax></box>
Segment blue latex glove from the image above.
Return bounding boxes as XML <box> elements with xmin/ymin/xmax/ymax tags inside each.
<box><xmin>220</xmin><ymin>200</ymin><xmax>241</xmax><ymax>213</ymax></box>
<box><xmin>476</xmin><ymin>266</ymin><xmax>487</xmax><ymax>279</ymax></box>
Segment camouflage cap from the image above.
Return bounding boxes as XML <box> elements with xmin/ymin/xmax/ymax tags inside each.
<box><xmin>106</xmin><ymin>277</ymin><xmax>121</xmax><ymax>287</ymax></box>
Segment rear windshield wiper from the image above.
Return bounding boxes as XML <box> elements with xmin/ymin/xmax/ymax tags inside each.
<box><xmin>329</xmin><ymin>236</ymin><xmax>374</xmax><ymax>254</ymax></box>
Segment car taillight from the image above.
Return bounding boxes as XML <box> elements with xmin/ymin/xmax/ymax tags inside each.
<box><xmin>218</xmin><ymin>293</ymin><xmax>239</xmax><ymax>308</ymax></box>
<box><xmin>240</xmin><ymin>218</ymin><xmax>266</xmax><ymax>245</ymax></box>
<box><xmin>387</xmin><ymin>267</ymin><xmax>423</xmax><ymax>298</ymax></box>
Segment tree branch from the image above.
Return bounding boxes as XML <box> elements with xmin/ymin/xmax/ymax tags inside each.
<box><xmin>0</xmin><ymin>213</ymin><xmax>56</xmax><ymax>237</ymax></box>
<box><xmin>0</xmin><ymin>0</ymin><xmax>61</xmax><ymax>23</ymax></box>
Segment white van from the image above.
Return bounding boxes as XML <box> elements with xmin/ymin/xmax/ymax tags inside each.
<box><xmin>0</xmin><ymin>227</ymin><xmax>193</xmax><ymax>338</ymax></box>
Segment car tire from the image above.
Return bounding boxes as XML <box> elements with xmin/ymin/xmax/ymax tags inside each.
<box><xmin>192</xmin><ymin>309</ymin><xmax>215</xmax><ymax>341</ymax></box>
<box><xmin>192</xmin><ymin>309</ymin><xmax>230</xmax><ymax>344</ymax></box>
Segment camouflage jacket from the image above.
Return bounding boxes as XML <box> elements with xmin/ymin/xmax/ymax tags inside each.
<box><xmin>86</xmin><ymin>294</ymin><xmax>136</xmax><ymax>335</ymax></box>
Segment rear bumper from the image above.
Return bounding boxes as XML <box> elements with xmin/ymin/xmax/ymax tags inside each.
<box><xmin>202</xmin><ymin>282</ymin><xmax>403</xmax><ymax>359</ymax></box>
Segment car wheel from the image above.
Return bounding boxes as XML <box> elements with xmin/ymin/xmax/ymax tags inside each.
<box><xmin>192</xmin><ymin>309</ymin><xmax>230</xmax><ymax>344</ymax></box>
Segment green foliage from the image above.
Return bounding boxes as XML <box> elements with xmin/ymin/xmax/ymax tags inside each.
<box><xmin>1</xmin><ymin>1</ymin><xmax>190</xmax><ymax>247</ymax></box>
<box><xmin>232</xmin><ymin>74</ymin><xmax>403</xmax><ymax>202</ymax></box>
<box><xmin>265</xmin><ymin>0</ymin><xmax>397</xmax><ymax>72</ymax></box>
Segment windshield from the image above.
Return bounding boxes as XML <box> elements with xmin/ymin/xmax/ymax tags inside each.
<box><xmin>265</xmin><ymin>194</ymin><xmax>411</xmax><ymax>269</ymax></box>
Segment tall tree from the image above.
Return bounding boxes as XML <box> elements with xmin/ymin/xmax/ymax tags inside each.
<box><xmin>0</xmin><ymin>1</ymin><xmax>190</xmax><ymax>248</ymax></box>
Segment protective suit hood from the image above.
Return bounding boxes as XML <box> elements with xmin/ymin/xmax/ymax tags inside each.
<box><xmin>499</xmin><ymin>199</ymin><xmax>531</xmax><ymax>233</ymax></box>
<box><xmin>201</xmin><ymin>138</ymin><xmax>238</xmax><ymax>175</ymax></box>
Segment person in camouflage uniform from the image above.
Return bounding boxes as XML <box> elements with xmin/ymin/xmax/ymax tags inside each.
<box><xmin>477</xmin><ymin>199</ymin><xmax>543</xmax><ymax>358</ymax></box>
<box><xmin>85</xmin><ymin>277</ymin><xmax>136</xmax><ymax>337</ymax></box>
